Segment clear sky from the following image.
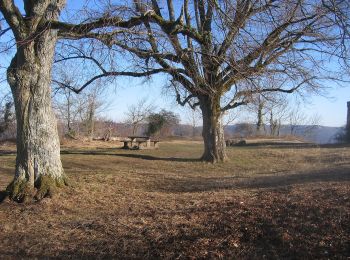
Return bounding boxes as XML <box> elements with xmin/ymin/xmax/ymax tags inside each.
<box><xmin>1</xmin><ymin>0</ymin><xmax>349</xmax><ymax>127</ymax></box>
<box><xmin>97</xmin><ymin>75</ymin><xmax>349</xmax><ymax>127</ymax></box>
<box><xmin>307</xmin><ymin>87</ymin><xmax>349</xmax><ymax>127</ymax></box>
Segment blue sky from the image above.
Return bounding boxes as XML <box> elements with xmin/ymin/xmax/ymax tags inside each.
<box><xmin>99</xmin><ymin>75</ymin><xmax>349</xmax><ymax>127</ymax></box>
<box><xmin>307</xmin><ymin>87</ymin><xmax>349</xmax><ymax>127</ymax></box>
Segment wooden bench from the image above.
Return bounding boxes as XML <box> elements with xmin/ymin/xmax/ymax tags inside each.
<box><xmin>121</xmin><ymin>136</ymin><xmax>159</xmax><ymax>149</ymax></box>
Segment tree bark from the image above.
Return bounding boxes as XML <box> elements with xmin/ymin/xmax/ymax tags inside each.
<box><xmin>86</xmin><ymin>95</ymin><xmax>95</xmax><ymax>141</ymax></box>
<box><xmin>6</xmin><ymin>26</ymin><xmax>67</xmax><ymax>202</ymax></box>
<box><xmin>256</xmin><ymin>100</ymin><xmax>264</xmax><ymax>135</ymax></box>
<box><xmin>199</xmin><ymin>95</ymin><xmax>227</xmax><ymax>163</ymax></box>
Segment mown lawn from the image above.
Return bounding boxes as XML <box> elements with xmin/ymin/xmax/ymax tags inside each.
<box><xmin>0</xmin><ymin>141</ymin><xmax>349</xmax><ymax>259</ymax></box>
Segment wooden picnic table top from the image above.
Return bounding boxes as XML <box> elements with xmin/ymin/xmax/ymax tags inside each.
<box><xmin>122</xmin><ymin>138</ymin><xmax>160</xmax><ymax>143</ymax></box>
<box><xmin>121</xmin><ymin>137</ymin><xmax>160</xmax><ymax>150</ymax></box>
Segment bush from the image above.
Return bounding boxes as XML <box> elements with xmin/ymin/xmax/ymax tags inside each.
<box><xmin>146</xmin><ymin>109</ymin><xmax>180</xmax><ymax>137</ymax></box>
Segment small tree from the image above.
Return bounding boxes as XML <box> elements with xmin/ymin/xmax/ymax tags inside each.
<box><xmin>146</xmin><ymin>113</ymin><xmax>166</xmax><ymax>137</ymax></box>
<box><xmin>248</xmin><ymin>95</ymin><xmax>267</xmax><ymax>135</ymax></box>
<box><xmin>101</xmin><ymin>120</ymin><xmax>117</xmax><ymax>141</ymax></box>
<box><xmin>256</xmin><ymin>100</ymin><xmax>265</xmax><ymax>135</ymax></box>
<box><xmin>125</xmin><ymin>98</ymin><xmax>156</xmax><ymax>135</ymax></box>
<box><xmin>288</xmin><ymin>104</ymin><xmax>321</xmax><ymax>137</ymax></box>
<box><xmin>53</xmin><ymin>77</ymin><xmax>82</xmax><ymax>137</ymax></box>
<box><xmin>0</xmin><ymin>100</ymin><xmax>14</xmax><ymax>137</ymax></box>
<box><xmin>146</xmin><ymin>109</ymin><xmax>180</xmax><ymax>137</ymax></box>
<box><xmin>184</xmin><ymin>107</ymin><xmax>202</xmax><ymax>138</ymax></box>
<box><xmin>269</xmin><ymin>110</ymin><xmax>281</xmax><ymax>137</ymax></box>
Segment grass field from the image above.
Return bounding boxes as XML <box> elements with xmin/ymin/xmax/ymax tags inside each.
<box><xmin>0</xmin><ymin>140</ymin><xmax>349</xmax><ymax>259</ymax></box>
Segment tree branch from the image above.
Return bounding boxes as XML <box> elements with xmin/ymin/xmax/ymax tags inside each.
<box><xmin>54</xmin><ymin>11</ymin><xmax>155</xmax><ymax>39</ymax></box>
<box><xmin>0</xmin><ymin>0</ymin><xmax>25</xmax><ymax>39</ymax></box>
<box><xmin>53</xmin><ymin>68</ymin><xmax>171</xmax><ymax>93</ymax></box>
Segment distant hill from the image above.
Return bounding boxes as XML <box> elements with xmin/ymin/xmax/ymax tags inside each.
<box><xmin>223</xmin><ymin>124</ymin><xmax>342</xmax><ymax>144</ymax></box>
<box><xmin>281</xmin><ymin>125</ymin><xmax>341</xmax><ymax>144</ymax></box>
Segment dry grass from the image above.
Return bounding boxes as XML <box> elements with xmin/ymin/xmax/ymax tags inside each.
<box><xmin>0</xmin><ymin>140</ymin><xmax>349</xmax><ymax>259</ymax></box>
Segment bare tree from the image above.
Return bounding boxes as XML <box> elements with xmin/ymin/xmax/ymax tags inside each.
<box><xmin>53</xmin><ymin>71</ymin><xmax>83</xmax><ymax>137</ymax></box>
<box><xmin>184</xmin><ymin>106</ymin><xmax>202</xmax><ymax>138</ymax></box>
<box><xmin>246</xmin><ymin>81</ymin><xmax>287</xmax><ymax>137</ymax></box>
<box><xmin>0</xmin><ymin>94</ymin><xmax>14</xmax><ymax>138</ymax></box>
<box><xmin>0</xmin><ymin>1</ymin><xmax>162</xmax><ymax>201</ymax></box>
<box><xmin>264</xmin><ymin>95</ymin><xmax>289</xmax><ymax>137</ymax></box>
<box><xmin>269</xmin><ymin>110</ymin><xmax>281</xmax><ymax>136</ymax></box>
<box><xmin>222</xmin><ymin>109</ymin><xmax>239</xmax><ymax>131</ymax></box>
<box><xmin>110</xmin><ymin>0</ymin><xmax>350</xmax><ymax>162</ymax></box>
<box><xmin>256</xmin><ymin>96</ymin><xmax>266</xmax><ymax>135</ymax></box>
<box><xmin>100</xmin><ymin>119</ymin><xmax>117</xmax><ymax>141</ymax></box>
<box><xmin>54</xmin><ymin>80</ymin><xmax>110</xmax><ymax>140</ymax></box>
<box><xmin>81</xmin><ymin>85</ymin><xmax>107</xmax><ymax>140</ymax></box>
<box><xmin>288</xmin><ymin>104</ymin><xmax>321</xmax><ymax>137</ymax></box>
<box><xmin>246</xmin><ymin>94</ymin><xmax>267</xmax><ymax>135</ymax></box>
<box><xmin>125</xmin><ymin>97</ymin><xmax>156</xmax><ymax>135</ymax></box>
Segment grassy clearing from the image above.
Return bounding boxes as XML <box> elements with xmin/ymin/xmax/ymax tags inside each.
<box><xmin>0</xmin><ymin>141</ymin><xmax>349</xmax><ymax>258</ymax></box>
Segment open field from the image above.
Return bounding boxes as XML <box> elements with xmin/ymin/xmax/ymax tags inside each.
<box><xmin>0</xmin><ymin>141</ymin><xmax>349</xmax><ymax>259</ymax></box>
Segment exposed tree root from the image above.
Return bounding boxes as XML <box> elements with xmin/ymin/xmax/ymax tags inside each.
<box><xmin>6</xmin><ymin>175</ymin><xmax>69</xmax><ymax>202</ymax></box>
<box><xmin>200</xmin><ymin>153</ymin><xmax>227</xmax><ymax>163</ymax></box>
<box><xmin>6</xmin><ymin>179</ymin><xmax>35</xmax><ymax>203</ymax></box>
<box><xmin>34</xmin><ymin>175</ymin><xmax>69</xmax><ymax>201</ymax></box>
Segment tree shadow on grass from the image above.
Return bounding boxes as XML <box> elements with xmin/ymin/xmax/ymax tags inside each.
<box><xmin>5</xmin><ymin>186</ymin><xmax>346</xmax><ymax>259</ymax></box>
<box><xmin>0</xmin><ymin>150</ymin><xmax>16</xmax><ymax>156</ymax></box>
<box><xmin>114</xmin><ymin>153</ymin><xmax>200</xmax><ymax>162</ymax></box>
<box><xmin>0</xmin><ymin>191</ymin><xmax>8</xmax><ymax>203</ymax></box>
<box><xmin>146</xmin><ymin>168</ymin><xmax>350</xmax><ymax>193</ymax></box>
<box><xmin>61</xmin><ymin>150</ymin><xmax>200</xmax><ymax>162</ymax></box>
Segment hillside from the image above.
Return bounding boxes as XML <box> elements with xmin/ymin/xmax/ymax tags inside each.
<box><xmin>223</xmin><ymin>124</ymin><xmax>341</xmax><ymax>144</ymax></box>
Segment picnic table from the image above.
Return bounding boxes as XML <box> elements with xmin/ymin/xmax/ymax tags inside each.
<box><xmin>122</xmin><ymin>136</ymin><xmax>159</xmax><ymax>149</ymax></box>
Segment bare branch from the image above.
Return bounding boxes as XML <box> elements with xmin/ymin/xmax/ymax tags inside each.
<box><xmin>53</xmin><ymin>68</ymin><xmax>171</xmax><ymax>93</ymax></box>
<box><xmin>0</xmin><ymin>0</ymin><xmax>25</xmax><ymax>39</ymax></box>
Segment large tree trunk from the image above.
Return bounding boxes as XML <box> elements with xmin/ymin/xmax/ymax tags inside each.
<box><xmin>199</xmin><ymin>95</ymin><xmax>227</xmax><ymax>163</ymax></box>
<box><xmin>6</xmin><ymin>28</ymin><xmax>67</xmax><ymax>202</ymax></box>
